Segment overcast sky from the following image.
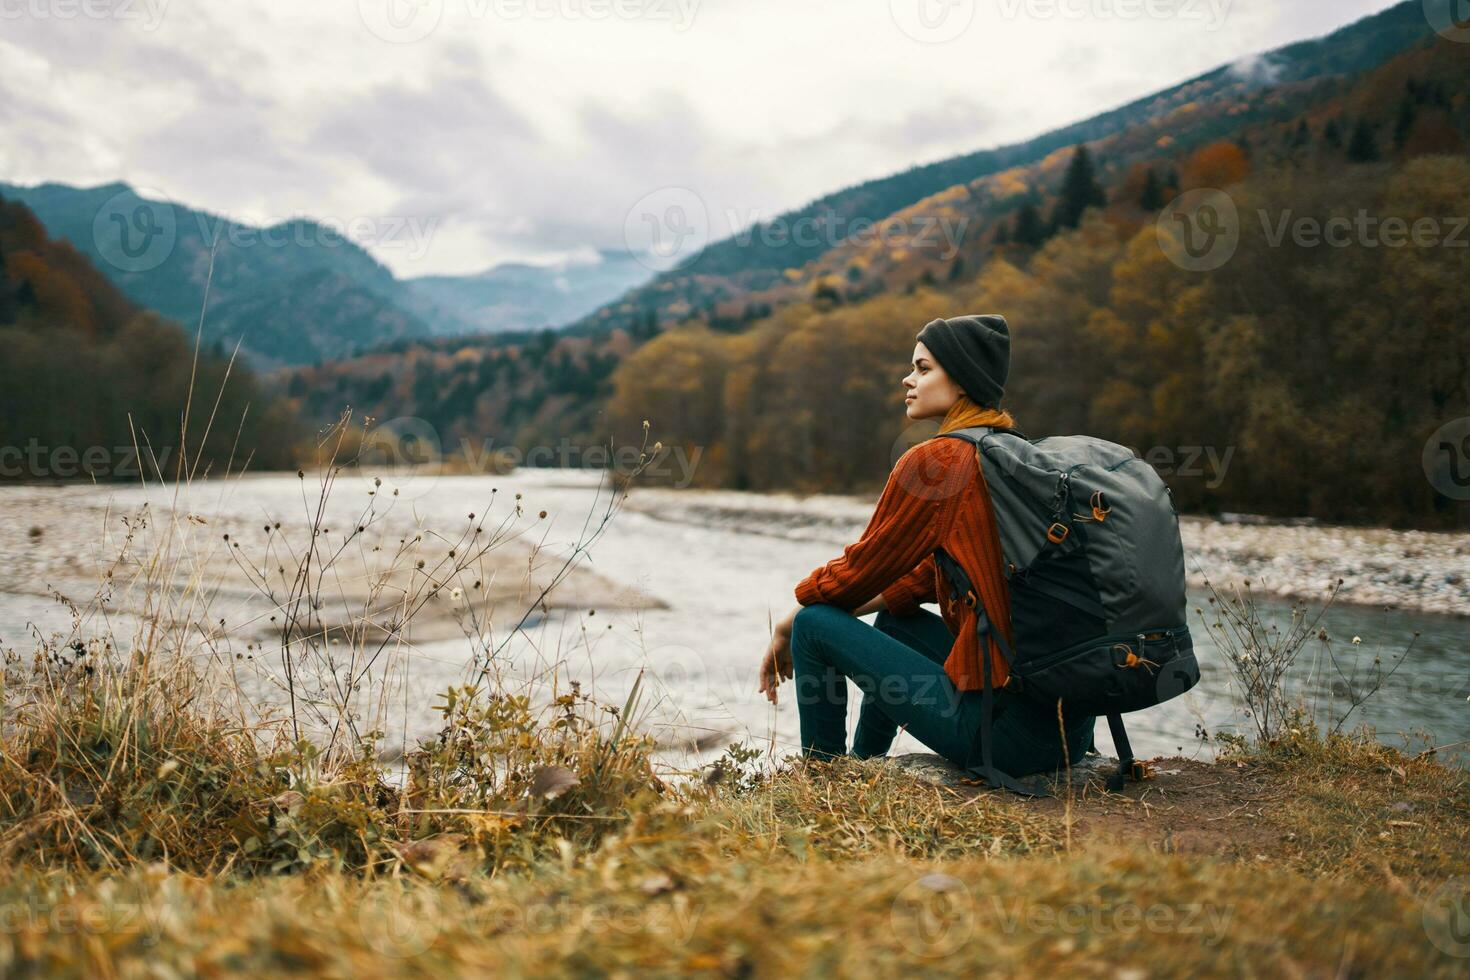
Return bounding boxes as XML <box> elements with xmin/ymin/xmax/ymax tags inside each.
<box><xmin>0</xmin><ymin>0</ymin><xmax>1400</xmax><ymax>277</ymax></box>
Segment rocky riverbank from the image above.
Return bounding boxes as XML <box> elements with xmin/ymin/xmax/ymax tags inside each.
<box><xmin>617</xmin><ymin>484</ymin><xmax>1470</xmax><ymax>619</ymax></box>
<box><xmin>1179</xmin><ymin>516</ymin><xmax>1470</xmax><ymax>619</ymax></box>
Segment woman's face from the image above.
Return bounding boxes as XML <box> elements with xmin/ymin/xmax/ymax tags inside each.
<box><xmin>903</xmin><ymin>341</ymin><xmax>963</xmax><ymax>421</ymax></box>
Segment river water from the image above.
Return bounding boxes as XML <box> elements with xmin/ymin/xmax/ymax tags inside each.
<box><xmin>2</xmin><ymin>468</ymin><xmax>1466</xmax><ymax>776</ymax></box>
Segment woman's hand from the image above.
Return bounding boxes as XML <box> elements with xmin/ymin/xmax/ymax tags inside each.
<box><xmin>758</xmin><ymin>607</ymin><xmax>798</xmax><ymax>705</ymax></box>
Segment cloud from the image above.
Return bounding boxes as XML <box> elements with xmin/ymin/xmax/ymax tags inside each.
<box><xmin>1226</xmin><ymin>52</ymin><xmax>1286</xmax><ymax>86</ymax></box>
<box><xmin>0</xmin><ymin>0</ymin><xmax>1405</xmax><ymax>276</ymax></box>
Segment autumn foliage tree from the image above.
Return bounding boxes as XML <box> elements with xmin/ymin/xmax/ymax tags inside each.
<box><xmin>603</xmin><ymin>156</ymin><xmax>1470</xmax><ymax>527</ymax></box>
<box><xmin>0</xmin><ymin>196</ymin><xmax>301</xmax><ymax>480</ymax></box>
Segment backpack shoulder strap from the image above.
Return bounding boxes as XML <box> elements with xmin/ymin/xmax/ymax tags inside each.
<box><xmin>934</xmin><ymin>545</ymin><xmax>1047</xmax><ymax>799</ymax></box>
<box><xmin>934</xmin><ymin>423</ymin><xmax>1028</xmax><ymax>445</ymax></box>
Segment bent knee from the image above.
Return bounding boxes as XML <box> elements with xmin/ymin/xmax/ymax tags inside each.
<box><xmin>792</xmin><ymin>602</ymin><xmax>849</xmax><ymax>638</ymax></box>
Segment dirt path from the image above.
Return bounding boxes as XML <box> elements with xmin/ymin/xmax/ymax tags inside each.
<box><xmin>1022</xmin><ymin>757</ymin><xmax>1292</xmax><ymax>858</ymax></box>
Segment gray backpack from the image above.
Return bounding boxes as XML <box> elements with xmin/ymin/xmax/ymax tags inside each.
<box><xmin>932</xmin><ymin>425</ymin><xmax>1200</xmax><ymax>796</ymax></box>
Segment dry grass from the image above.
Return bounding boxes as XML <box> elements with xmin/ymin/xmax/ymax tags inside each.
<box><xmin>0</xmin><ymin>379</ymin><xmax>1465</xmax><ymax>974</ymax></box>
<box><xmin>0</xmin><ymin>750</ymin><xmax>1463</xmax><ymax>978</ymax></box>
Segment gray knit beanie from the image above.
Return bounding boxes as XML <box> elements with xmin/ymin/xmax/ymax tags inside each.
<box><xmin>915</xmin><ymin>314</ymin><xmax>1010</xmax><ymax>407</ymax></box>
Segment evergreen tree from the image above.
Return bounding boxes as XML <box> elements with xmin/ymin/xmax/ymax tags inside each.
<box><xmin>1139</xmin><ymin>168</ymin><xmax>1164</xmax><ymax>211</ymax></box>
<box><xmin>1393</xmin><ymin>98</ymin><xmax>1416</xmax><ymax>149</ymax></box>
<box><xmin>1347</xmin><ymin>119</ymin><xmax>1379</xmax><ymax>162</ymax></box>
<box><xmin>1012</xmin><ymin>202</ymin><xmax>1047</xmax><ymax>248</ymax></box>
<box><xmin>1323</xmin><ymin>119</ymin><xmax>1343</xmax><ymax>149</ymax></box>
<box><xmin>1050</xmin><ymin>145</ymin><xmax>1107</xmax><ymax>231</ymax></box>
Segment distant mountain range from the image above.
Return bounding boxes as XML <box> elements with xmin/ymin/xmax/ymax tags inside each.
<box><xmin>563</xmin><ymin>0</ymin><xmax>1440</xmax><ymax>339</ymax></box>
<box><xmin>0</xmin><ymin>180</ymin><xmax>653</xmax><ymax>369</ymax></box>
<box><xmin>406</xmin><ymin>251</ymin><xmax>652</xmax><ymax>338</ymax></box>
<box><xmin>271</xmin><ymin>0</ymin><xmax>1469</xmax><ymax>525</ymax></box>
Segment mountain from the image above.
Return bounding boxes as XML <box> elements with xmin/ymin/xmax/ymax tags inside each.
<box><xmin>562</xmin><ymin>0</ymin><xmax>1439</xmax><ymax>340</ymax></box>
<box><xmin>0</xmin><ymin>183</ymin><xmax>652</xmax><ymax>369</ymax></box>
<box><xmin>406</xmin><ymin>249</ymin><xmax>653</xmax><ymax>336</ymax></box>
<box><xmin>0</xmin><ymin>180</ymin><xmax>439</xmax><ymax>369</ymax></box>
<box><xmin>282</xmin><ymin>1</ymin><xmax>1470</xmax><ymax>529</ymax></box>
<box><xmin>0</xmin><ymin>193</ymin><xmax>301</xmax><ymax>479</ymax></box>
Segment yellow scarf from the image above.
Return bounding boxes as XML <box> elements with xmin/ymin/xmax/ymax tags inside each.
<box><xmin>935</xmin><ymin>394</ymin><xmax>1018</xmax><ymax>436</ymax></box>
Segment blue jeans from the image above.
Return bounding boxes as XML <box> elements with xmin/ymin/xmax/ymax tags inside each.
<box><xmin>789</xmin><ymin>603</ymin><xmax>1097</xmax><ymax>777</ymax></box>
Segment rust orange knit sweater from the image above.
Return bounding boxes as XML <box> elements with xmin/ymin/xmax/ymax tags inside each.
<box><xmin>793</xmin><ymin>398</ymin><xmax>1017</xmax><ymax>692</ymax></box>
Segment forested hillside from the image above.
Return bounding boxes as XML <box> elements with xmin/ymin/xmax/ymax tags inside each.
<box><xmin>0</xmin><ymin>195</ymin><xmax>300</xmax><ymax>481</ymax></box>
<box><xmin>286</xmin><ymin>8</ymin><xmax>1469</xmax><ymax>527</ymax></box>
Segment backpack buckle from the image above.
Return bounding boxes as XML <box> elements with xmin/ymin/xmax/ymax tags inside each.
<box><xmin>1045</xmin><ymin>522</ymin><xmax>1069</xmax><ymax>544</ymax></box>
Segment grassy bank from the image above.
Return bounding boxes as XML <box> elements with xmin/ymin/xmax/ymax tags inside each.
<box><xmin>0</xmin><ymin>695</ymin><xmax>1466</xmax><ymax>977</ymax></box>
<box><xmin>1</xmin><ymin>426</ymin><xmax>1466</xmax><ymax>977</ymax></box>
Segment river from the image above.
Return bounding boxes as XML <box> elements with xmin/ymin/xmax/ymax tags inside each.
<box><xmin>1</xmin><ymin>468</ymin><xmax>1466</xmax><ymax>777</ymax></box>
